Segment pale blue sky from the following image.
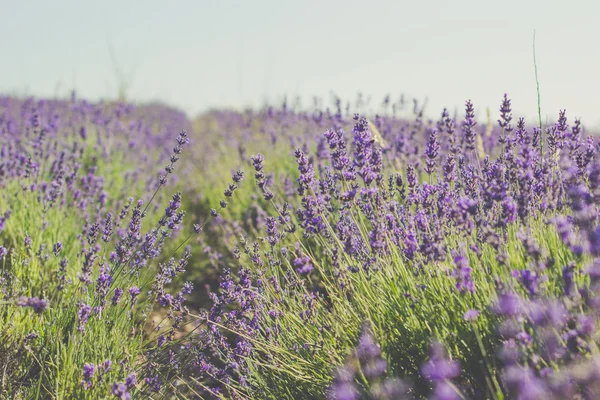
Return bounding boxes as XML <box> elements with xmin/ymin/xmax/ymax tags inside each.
<box><xmin>1</xmin><ymin>0</ymin><xmax>599</xmax><ymax>126</ymax></box>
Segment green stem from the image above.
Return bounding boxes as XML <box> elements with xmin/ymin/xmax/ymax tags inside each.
<box><xmin>533</xmin><ymin>29</ymin><xmax>543</xmax><ymax>160</ymax></box>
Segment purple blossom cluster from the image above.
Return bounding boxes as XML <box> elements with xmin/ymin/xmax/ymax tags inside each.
<box><xmin>329</xmin><ymin>326</ymin><xmax>410</xmax><ymax>400</ymax></box>
<box><xmin>3</xmin><ymin>91</ymin><xmax>600</xmax><ymax>399</ymax></box>
<box><xmin>0</xmin><ymin>95</ymin><xmax>206</xmax><ymax>398</ymax></box>
<box><xmin>173</xmin><ymin>94</ymin><xmax>600</xmax><ymax>399</ymax></box>
<box><xmin>15</xmin><ymin>296</ymin><xmax>49</xmax><ymax>313</ymax></box>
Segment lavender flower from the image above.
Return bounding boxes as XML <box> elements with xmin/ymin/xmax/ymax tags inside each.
<box><xmin>77</xmin><ymin>303</ymin><xmax>92</xmax><ymax>333</ymax></box>
<box><xmin>329</xmin><ymin>326</ymin><xmax>410</xmax><ymax>400</ymax></box>
<box><xmin>421</xmin><ymin>342</ymin><xmax>460</xmax><ymax>381</ymax></box>
<box><xmin>15</xmin><ymin>296</ymin><xmax>49</xmax><ymax>313</ymax></box>
<box><xmin>425</xmin><ymin>128</ymin><xmax>440</xmax><ymax>174</ymax></box>
<box><xmin>462</xmin><ymin>100</ymin><xmax>477</xmax><ymax>151</ymax></box>
<box><xmin>129</xmin><ymin>286</ymin><xmax>141</xmax><ymax>307</ymax></box>
<box><xmin>111</xmin><ymin>288</ymin><xmax>124</xmax><ymax>305</ymax></box>
<box><xmin>330</xmin><ymin>367</ymin><xmax>359</xmax><ymax>400</ymax></box>
<box><xmin>53</xmin><ymin>241</ymin><xmax>62</xmax><ymax>256</ymax></box>
<box><xmin>81</xmin><ymin>363</ymin><xmax>95</xmax><ymax>389</ymax></box>
<box><xmin>293</xmin><ymin>255</ymin><xmax>314</xmax><ymax>275</ymax></box>
<box><xmin>111</xmin><ymin>382</ymin><xmax>131</xmax><ymax>400</ymax></box>
<box><xmin>100</xmin><ymin>360</ymin><xmax>112</xmax><ymax>374</ymax></box>
<box><xmin>125</xmin><ymin>373</ymin><xmax>137</xmax><ymax>388</ymax></box>
<box><xmin>421</xmin><ymin>342</ymin><xmax>461</xmax><ymax>400</ymax></box>
<box><xmin>498</xmin><ymin>93</ymin><xmax>513</xmax><ymax>141</ymax></box>
<box><xmin>494</xmin><ymin>293</ymin><xmax>522</xmax><ymax>317</ymax></box>
<box><xmin>451</xmin><ymin>250</ymin><xmax>475</xmax><ymax>294</ymax></box>
<box><xmin>463</xmin><ymin>309</ymin><xmax>480</xmax><ymax>321</ymax></box>
<box><xmin>24</xmin><ymin>233</ymin><xmax>33</xmax><ymax>249</ymax></box>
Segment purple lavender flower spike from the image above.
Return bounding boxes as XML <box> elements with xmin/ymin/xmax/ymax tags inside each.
<box><xmin>81</xmin><ymin>363</ymin><xmax>95</xmax><ymax>389</ymax></box>
<box><xmin>463</xmin><ymin>309</ymin><xmax>480</xmax><ymax>321</ymax></box>
<box><xmin>15</xmin><ymin>296</ymin><xmax>49</xmax><ymax>313</ymax></box>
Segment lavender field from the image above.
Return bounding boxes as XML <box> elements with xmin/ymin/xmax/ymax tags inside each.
<box><xmin>1</xmin><ymin>92</ymin><xmax>599</xmax><ymax>399</ymax></box>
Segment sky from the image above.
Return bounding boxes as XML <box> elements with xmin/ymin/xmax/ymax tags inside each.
<box><xmin>1</xmin><ymin>0</ymin><xmax>599</xmax><ymax>127</ymax></box>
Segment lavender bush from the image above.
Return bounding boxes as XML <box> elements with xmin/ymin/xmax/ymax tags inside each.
<box><xmin>174</xmin><ymin>96</ymin><xmax>600</xmax><ymax>399</ymax></box>
<box><xmin>0</xmin><ymin>96</ymin><xmax>204</xmax><ymax>398</ymax></box>
<box><xmin>2</xmin><ymin>92</ymin><xmax>600</xmax><ymax>399</ymax></box>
